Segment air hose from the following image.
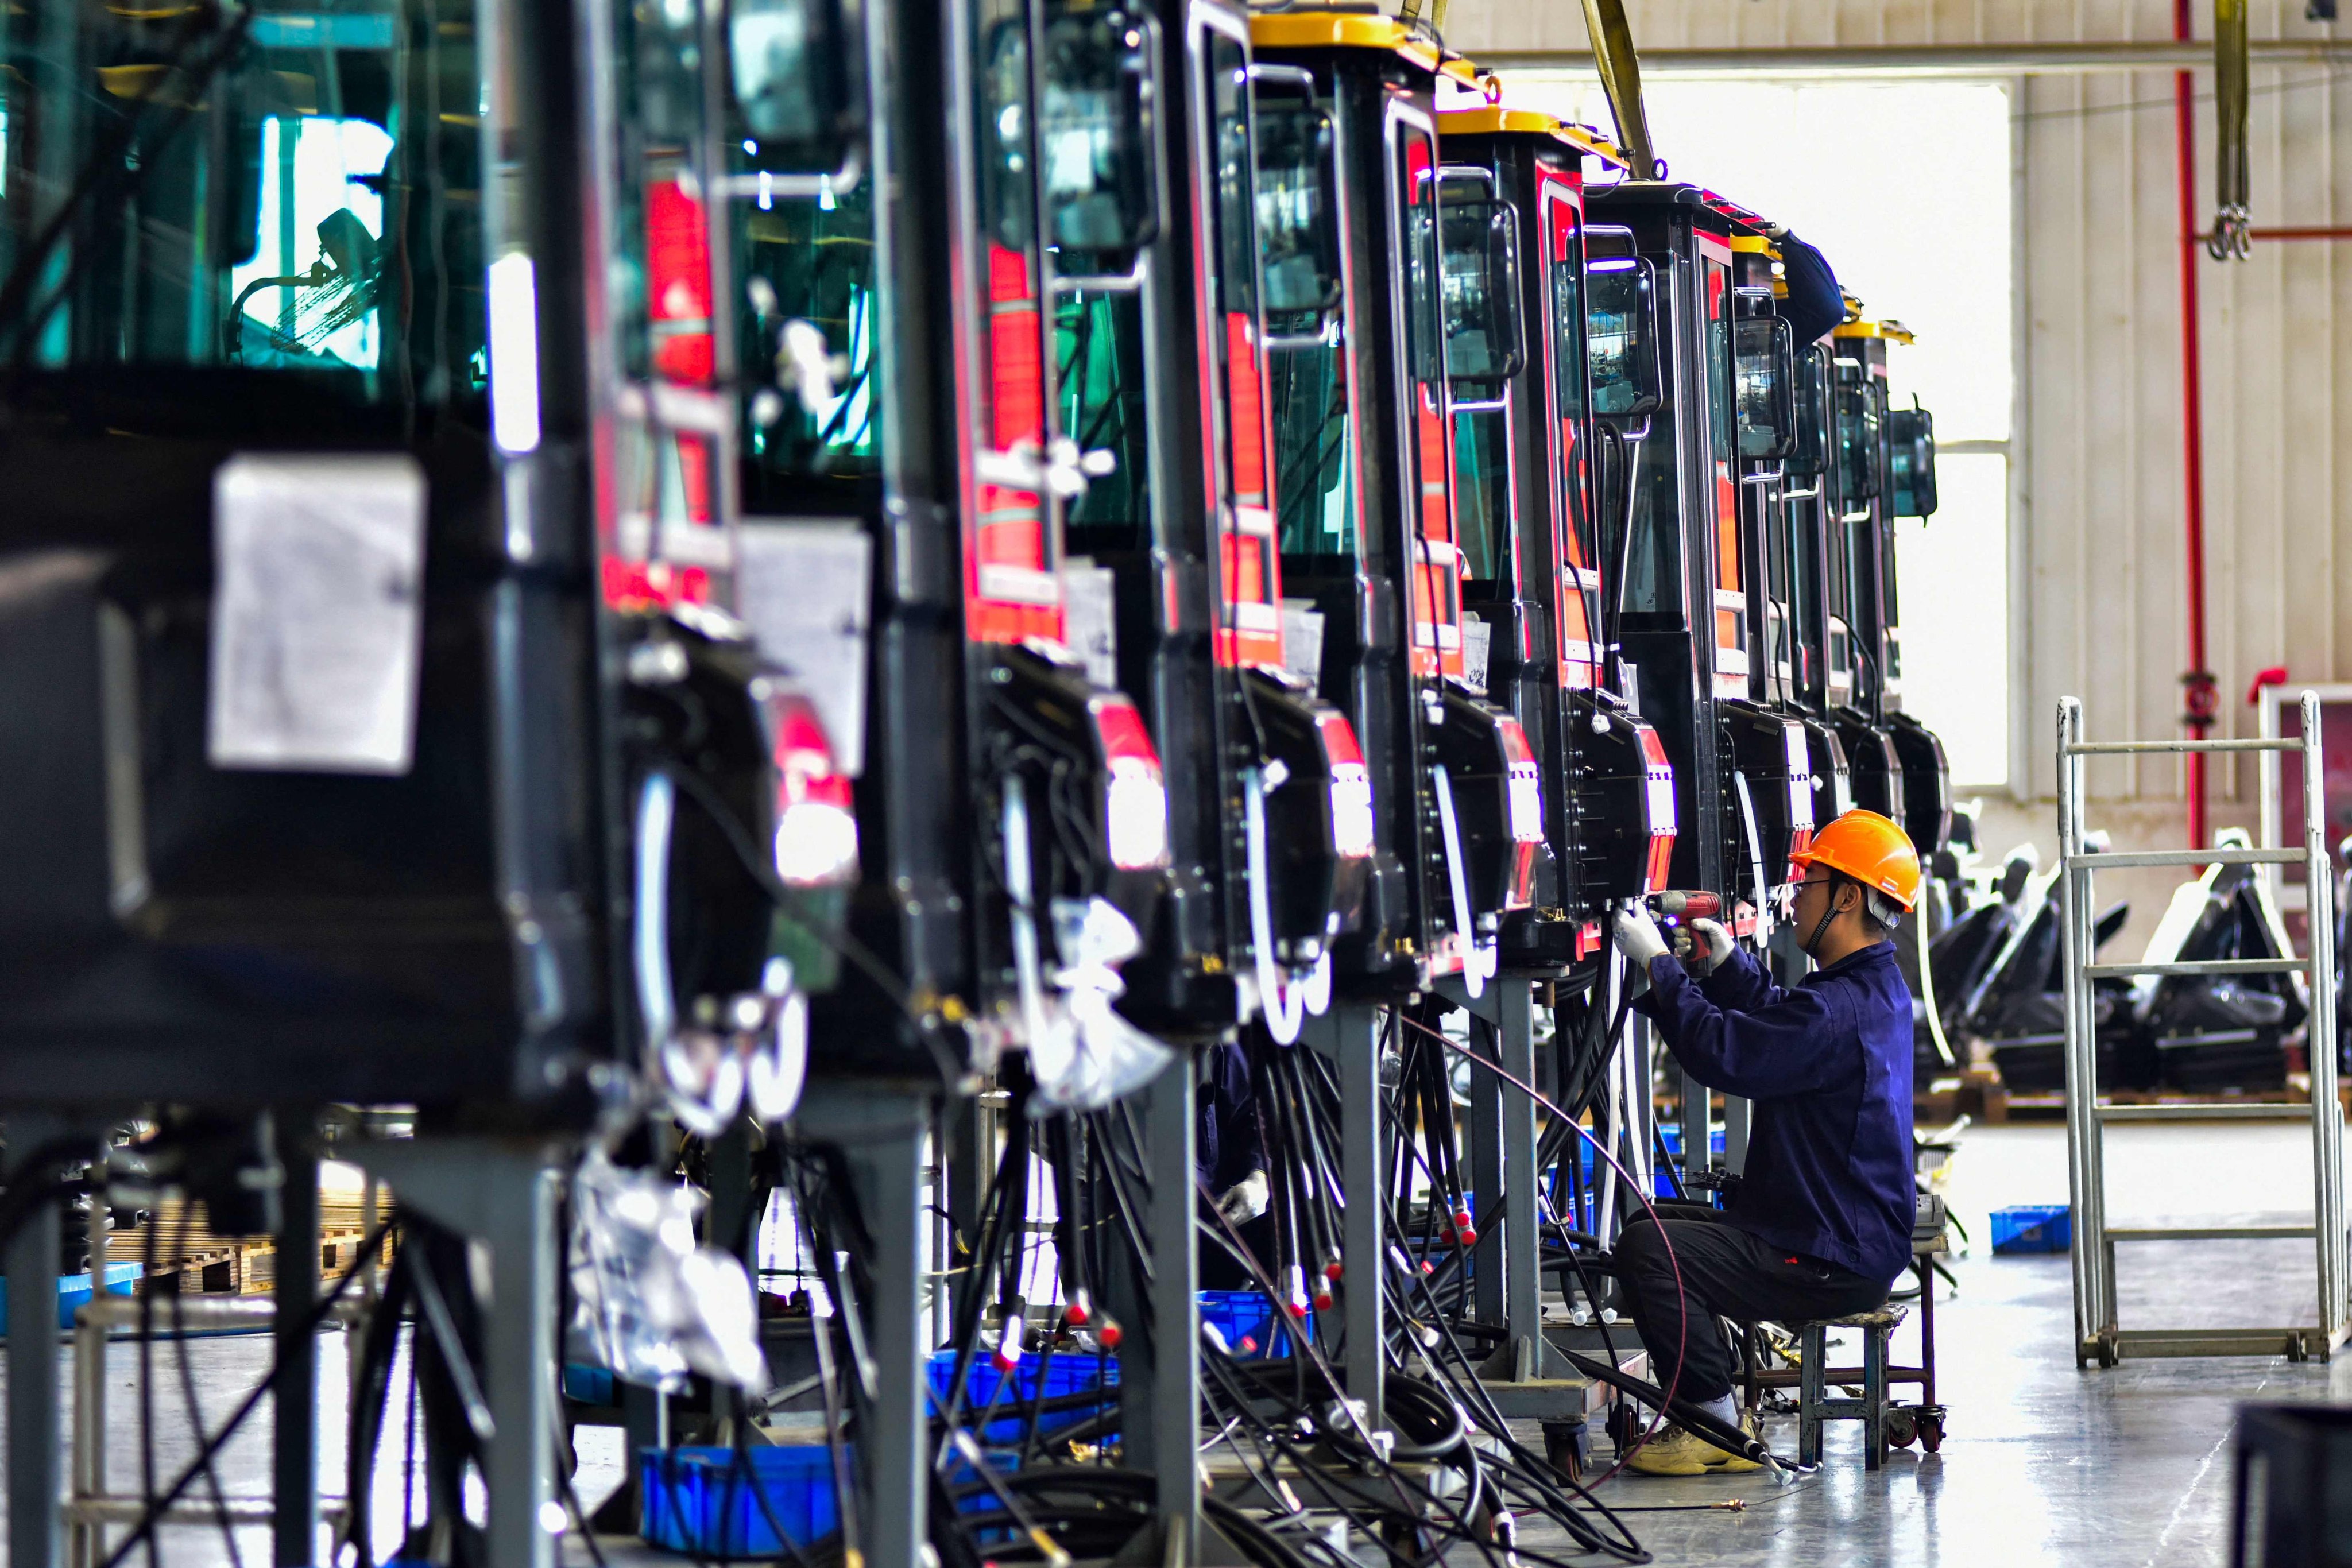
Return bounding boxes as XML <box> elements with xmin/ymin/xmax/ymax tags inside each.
<box><xmin>1916</xmin><ymin>903</ymin><xmax>1958</xmax><ymax>1071</ymax></box>
<box><xmin>1431</xmin><ymin>763</ymin><xmax>1495</xmax><ymax>998</ymax></box>
<box><xmin>633</xmin><ymin>771</ymin><xmax>678</xmax><ymax>1048</ymax></box>
<box><xmin>1244</xmin><ymin>766</ymin><xmax>1329</xmax><ymax>1044</ymax></box>
<box><xmin>1556</xmin><ymin>1345</ymin><xmax>1807</xmax><ymax>1478</ymax></box>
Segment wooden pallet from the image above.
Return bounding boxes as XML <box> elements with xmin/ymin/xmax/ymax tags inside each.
<box><xmin>1977</xmin><ymin>1077</ymin><xmax>2348</xmax><ymax>1125</ymax></box>
<box><xmin>105</xmin><ymin>1192</ymin><xmax>393</xmax><ymax>1295</ymax></box>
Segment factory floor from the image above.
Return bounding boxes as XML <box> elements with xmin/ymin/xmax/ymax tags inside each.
<box><xmin>1521</xmin><ymin>1118</ymin><xmax>2347</xmax><ymax>1566</ymax></box>
<box><xmin>5</xmin><ymin>1120</ymin><xmax>2344</xmax><ymax>1566</ymax></box>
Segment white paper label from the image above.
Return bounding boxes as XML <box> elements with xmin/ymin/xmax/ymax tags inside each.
<box><xmin>1060</xmin><ymin>561</ymin><xmax>1119</xmax><ymax>690</ymax></box>
<box><xmin>207</xmin><ymin>453</ymin><xmax>428</xmax><ymax>775</ymax></box>
<box><xmin>1280</xmin><ymin>599</ymin><xmax>1325</xmax><ymax>693</ymax></box>
<box><xmin>1461</xmin><ymin>613</ymin><xmax>1492</xmax><ymax>692</ymax></box>
<box><xmin>736</xmin><ymin>520</ymin><xmax>873</xmax><ymax>775</ymax></box>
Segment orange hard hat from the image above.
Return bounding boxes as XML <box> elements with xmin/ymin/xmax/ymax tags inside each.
<box><xmin>1792</xmin><ymin>808</ymin><xmax>1922</xmax><ymax>912</ymax></box>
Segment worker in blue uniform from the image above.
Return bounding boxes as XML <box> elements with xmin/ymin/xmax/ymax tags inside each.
<box><xmin>1607</xmin><ymin>808</ymin><xmax>1923</xmax><ymax>1475</ymax></box>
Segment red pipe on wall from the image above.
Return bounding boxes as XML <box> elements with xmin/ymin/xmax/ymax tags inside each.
<box><xmin>2175</xmin><ymin>0</ymin><xmax>2217</xmax><ymax>849</ymax></box>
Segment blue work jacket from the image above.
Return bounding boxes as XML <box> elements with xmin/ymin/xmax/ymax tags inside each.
<box><xmin>1638</xmin><ymin>940</ymin><xmax>1916</xmax><ymax>1286</ymax></box>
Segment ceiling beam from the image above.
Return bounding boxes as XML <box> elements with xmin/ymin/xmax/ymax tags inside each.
<box><xmin>1475</xmin><ymin>40</ymin><xmax>2352</xmax><ymax>78</ymax></box>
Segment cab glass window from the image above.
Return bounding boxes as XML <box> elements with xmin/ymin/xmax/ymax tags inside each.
<box><xmin>1057</xmin><ymin>292</ymin><xmax>1148</xmax><ymax>548</ymax></box>
<box><xmin>1263</xmin><ymin>87</ymin><xmax>1351</xmax><ymax>562</ymax></box>
<box><xmin>738</xmin><ymin>175</ymin><xmax>883</xmax><ymax>489</ymax></box>
<box><xmin>1453</xmin><ymin>407</ymin><xmax>1507</xmax><ymax>581</ymax></box>
<box><xmin>1544</xmin><ymin>193</ymin><xmax>1593</xmax><ymax>572</ymax></box>
<box><xmin>0</xmin><ymin>0</ymin><xmax>485</xmax><ymax>412</ymax></box>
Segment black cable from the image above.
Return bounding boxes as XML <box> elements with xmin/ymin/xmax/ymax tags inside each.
<box><xmin>100</xmin><ymin>1217</ymin><xmax>396</xmax><ymax>1568</ymax></box>
<box><xmin>138</xmin><ymin>1190</ymin><xmax>159</xmax><ymax>1568</ymax></box>
<box><xmin>167</xmin><ymin>1196</ymin><xmax>245</xmax><ymax>1568</ymax></box>
<box><xmin>656</xmin><ymin>762</ymin><xmax>961</xmax><ymax>1096</ymax></box>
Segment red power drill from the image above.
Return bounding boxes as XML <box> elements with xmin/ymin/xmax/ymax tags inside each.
<box><xmin>1642</xmin><ymin>889</ymin><xmax>1722</xmax><ymax>964</ymax></box>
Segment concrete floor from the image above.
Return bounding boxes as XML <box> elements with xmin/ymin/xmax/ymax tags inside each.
<box><xmin>1523</xmin><ymin>1119</ymin><xmax>2349</xmax><ymax>1566</ymax></box>
<box><xmin>5</xmin><ymin>1121</ymin><xmax>2345</xmax><ymax>1565</ymax></box>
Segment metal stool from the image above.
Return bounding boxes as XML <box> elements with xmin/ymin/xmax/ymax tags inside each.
<box><xmin>1794</xmin><ymin>1305</ymin><xmax>1907</xmax><ymax>1471</ymax></box>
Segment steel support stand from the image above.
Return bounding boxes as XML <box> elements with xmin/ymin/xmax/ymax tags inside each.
<box><xmin>9</xmin><ymin>1114</ymin><xmax>67</xmax><ymax>1568</ymax></box>
<box><xmin>346</xmin><ymin>1137</ymin><xmax>560</xmax><ymax>1568</ymax></box>
<box><xmin>1677</xmin><ymin>1057</ymin><xmax>1711</xmax><ymax>1183</ymax></box>
<box><xmin>2300</xmin><ymin>691</ymin><xmax>2347</xmax><ymax>1344</ymax></box>
<box><xmin>1460</xmin><ymin>1001</ymin><xmax>1506</xmax><ymax>1327</ymax></box>
<box><xmin>1110</xmin><ymin>1056</ymin><xmax>1242</xmax><ymax>1566</ymax></box>
<box><xmin>1306</xmin><ymin>1004</ymin><xmax>1386</xmax><ymax>1434</ymax></box>
<box><xmin>945</xmin><ymin>1093</ymin><xmax>995</xmax><ymax>1331</ymax></box>
<box><xmin>705</xmin><ymin>1120</ymin><xmax>753</xmax><ymax>1434</ymax></box>
<box><xmin>2059</xmin><ymin>693</ymin><xmax>2349</xmax><ymax>1364</ymax></box>
<box><xmin>798</xmin><ymin>1084</ymin><xmax>931</xmax><ymax>1568</ymax></box>
<box><xmin>274</xmin><ymin>1115</ymin><xmax>320</xmax><ymax>1567</ymax></box>
<box><xmin>1440</xmin><ymin>978</ymin><xmax>1583</xmax><ymax>1415</ymax></box>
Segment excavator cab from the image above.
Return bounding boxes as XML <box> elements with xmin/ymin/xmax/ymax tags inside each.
<box><xmin>1046</xmin><ymin>0</ymin><xmax>1373</xmax><ymax>1043</ymax></box>
<box><xmin>1253</xmin><ymin>10</ymin><xmax>1536</xmax><ymax>998</ymax></box>
<box><xmin>1435</xmin><ymin>102</ymin><xmax>1676</xmax><ymax>977</ymax></box>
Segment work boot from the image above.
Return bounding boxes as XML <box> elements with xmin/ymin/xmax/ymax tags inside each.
<box><xmin>1622</xmin><ymin>1424</ymin><xmax>1715</xmax><ymax>1477</ymax></box>
<box><xmin>1696</xmin><ymin>1408</ymin><xmax>1765</xmax><ymax>1472</ymax></box>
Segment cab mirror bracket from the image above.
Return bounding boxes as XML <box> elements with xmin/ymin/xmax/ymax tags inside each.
<box><xmin>728</xmin><ymin>0</ymin><xmax>865</xmax><ymax>180</ymax></box>
<box><xmin>1252</xmin><ymin>68</ymin><xmax>1343</xmax><ymax>350</ymax></box>
<box><xmin>1887</xmin><ymin>403</ymin><xmax>1938</xmax><ymax>518</ymax></box>
<box><xmin>1437</xmin><ymin>182</ymin><xmax>1524</xmax><ymax>394</ymax></box>
<box><xmin>1583</xmin><ymin>227</ymin><xmax>1660</xmax><ymax>421</ymax></box>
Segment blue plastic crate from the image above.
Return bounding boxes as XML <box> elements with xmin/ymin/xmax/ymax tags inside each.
<box><xmin>941</xmin><ymin>1448</ymin><xmax>1027</xmax><ymax>1520</ymax></box>
<box><xmin>640</xmin><ymin>1445</ymin><xmax>848</xmax><ymax>1556</ymax></box>
<box><xmin>1198</xmin><ymin>1289</ymin><xmax>1313</xmax><ymax>1358</ymax></box>
<box><xmin>562</xmin><ymin>1363</ymin><xmax>614</xmax><ymax>1405</ymax></box>
<box><xmin>0</xmin><ymin>1264</ymin><xmax>146</xmax><ymax>1333</ymax></box>
<box><xmin>1576</xmin><ymin>1128</ymin><xmax>1724</xmax><ymax>1197</ymax></box>
<box><xmin>1990</xmin><ymin>1205</ymin><xmax>2071</xmax><ymax>1255</ymax></box>
<box><xmin>924</xmin><ymin>1349</ymin><xmax>1119</xmax><ymax>1444</ymax></box>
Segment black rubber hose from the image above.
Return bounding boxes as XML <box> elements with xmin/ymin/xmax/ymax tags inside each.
<box><xmin>1554</xmin><ymin>1346</ymin><xmax>1788</xmax><ymax>1468</ymax></box>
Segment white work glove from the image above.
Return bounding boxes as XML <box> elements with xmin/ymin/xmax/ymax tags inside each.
<box><xmin>1612</xmin><ymin>907</ymin><xmax>1669</xmax><ymax>967</ymax></box>
<box><xmin>1216</xmin><ymin>1169</ymin><xmax>1270</xmax><ymax>1226</ymax></box>
<box><xmin>1686</xmin><ymin>917</ymin><xmax>1736</xmax><ymax>977</ymax></box>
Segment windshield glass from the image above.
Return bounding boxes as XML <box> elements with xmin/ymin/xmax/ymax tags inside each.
<box><xmin>1620</xmin><ymin>254</ymin><xmax>1679</xmax><ymax>615</ymax></box>
<box><xmin>738</xmin><ymin>175</ymin><xmax>881</xmax><ymax>491</ymax></box>
<box><xmin>1252</xmin><ymin>98</ymin><xmax>1334</xmax><ymax>330</ymax></box>
<box><xmin>1544</xmin><ymin>192</ymin><xmax>1591</xmax><ymax>572</ymax></box>
<box><xmin>1058</xmin><ymin>290</ymin><xmax>1148</xmax><ymax>550</ymax></box>
<box><xmin>1271</xmin><ymin>340</ymin><xmax>1351</xmax><ymax>558</ymax></box>
<box><xmin>0</xmin><ymin>0</ymin><xmax>484</xmax><ymax>413</ymax></box>
<box><xmin>1453</xmin><ymin>406</ymin><xmax>1506</xmax><ymax>581</ymax></box>
<box><xmin>1263</xmin><ymin>91</ymin><xmax>1350</xmax><ymax>560</ymax></box>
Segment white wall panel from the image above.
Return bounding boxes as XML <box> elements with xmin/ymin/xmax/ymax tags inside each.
<box><xmin>1451</xmin><ymin>0</ymin><xmax>2352</xmax><ymax>819</ymax></box>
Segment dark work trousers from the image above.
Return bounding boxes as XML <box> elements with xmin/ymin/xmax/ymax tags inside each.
<box><xmin>1613</xmin><ymin>1203</ymin><xmax>1887</xmax><ymax>1405</ymax></box>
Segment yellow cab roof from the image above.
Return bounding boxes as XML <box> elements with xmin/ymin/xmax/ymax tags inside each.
<box><xmin>1433</xmin><ymin>102</ymin><xmax>1635</xmax><ymax>172</ymax></box>
<box><xmin>1831</xmin><ymin>321</ymin><xmax>1916</xmax><ymax>343</ymax></box>
<box><xmin>1250</xmin><ymin>9</ymin><xmax>1441</xmax><ymax>71</ymax></box>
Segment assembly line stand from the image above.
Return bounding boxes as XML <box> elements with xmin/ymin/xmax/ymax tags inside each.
<box><xmin>274</xmin><ymin>1116</ymin><xmax>320</xmax><ymax>1567</ymax></box>
<box><xmin>8</xmin><ymin>1114</ymin><xmax>69</xmax><ymax>1568</ymax></box>
<box><xmin>346</xmin><ymin>1137</ymin><xmax>562</xmax><ymax>1568</ymax></box>
<box><xmin>1304</xmin><ymin>1005</ymin><xmax>1388</xmax><ymax>1438</ymax></box>
<box><xmin>1437</xmin><ymin>978</ymin><xmax>1587</xmax><ymax>1417</ymax></box>
<box><xmin>795</xmin><ymin>1084</ymin><xmax>933</xmax><ymax>1568</ymax></box>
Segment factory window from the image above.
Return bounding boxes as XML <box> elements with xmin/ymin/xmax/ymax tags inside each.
<box><xmin>1517</xmin><ymin>76</ymin><xmax>2015</xmax><ymax>786</ymax></box>
<box><xmin>230</xmin><ymin>116</ymin><xmax>393</xmax><ymax>371</ymax></box>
